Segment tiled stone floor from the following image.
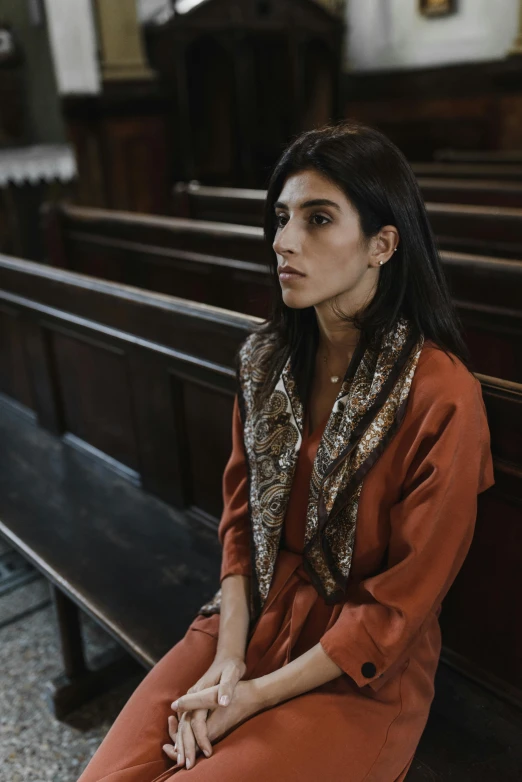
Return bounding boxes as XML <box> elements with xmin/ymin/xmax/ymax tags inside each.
<box><xmin>0</xmin><ymin>553</ymin><xmax>145</xmax><ymax>782</ymax></box>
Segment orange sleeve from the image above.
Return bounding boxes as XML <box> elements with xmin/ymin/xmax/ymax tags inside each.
<box><xmin>218</xmin><ymin>395</ymin><xmax>252</xmax><ymax>583</ymax></box>
<box><xmin>320</xmin><ymin>372</ymin><xmax>495</xmax><ymax>689</ymax></box>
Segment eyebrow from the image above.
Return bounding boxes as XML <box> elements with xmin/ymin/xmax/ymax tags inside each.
<box><xmin>274</xmin><ymin>198</ymin><xmax>341</xmax><ymax>212</ymax></box>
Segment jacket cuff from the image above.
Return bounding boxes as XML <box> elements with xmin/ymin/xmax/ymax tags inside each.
<box><xmin>319</xmin><ymin>630</ymin><xmax>385</xmax><ymax>689</ymax></box>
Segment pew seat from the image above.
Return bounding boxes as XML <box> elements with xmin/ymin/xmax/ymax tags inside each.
<box><xmin>0</xmin><ymin>393</ymin><xmax>221</xmax><ymax>716</ymax></box>
<box><xmin>1</xmin><ymin>396</ymin><xmax>521</xmax><ymax>780</ymax></box>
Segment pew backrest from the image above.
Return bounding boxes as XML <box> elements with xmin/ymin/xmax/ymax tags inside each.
<box><xmin>171</xmin><ymin>182</ymin><xmax>522</xmax><ymax>259</ymax></box>
<box><xmin>0</xmin><ymin>254</ymin><xmax>259</xmax><ymax>521</ymax></box>
<box><xmin>42</xmin><ymin>202</ymin><xmax>522</xmax><ymax>384</ymax></box>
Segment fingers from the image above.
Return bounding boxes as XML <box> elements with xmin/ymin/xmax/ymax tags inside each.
<box><xmin>163</xmin><ymin>709</ymin><xmax>214</xmax><ymax>770</ymax></box>
<box><xmin>162</xmin><ymin>742</ymin><xmax>177</xmax><ymax>763</ymax></box>
<box><xmin>167</xmin><ymin>714</ymin><xmax>178</xmax><ymax>745</ymax></box>
<box><xmin>176</xmin><ymin>714</ymin><xmax>186</xmax><ymax>767</ymax></box>
<box><xmin>216</xmin><ymin>662</ymin><xmax>241</xmax><ymax>707</ymax></box>
<box><xmin>162</xmin><ymin>713</ymin><xmax>179</xmax><ymax>763</ymax></box>
<box><xmin>181</xmin><ymin>711</ymin><xmax>197</xmax><ymax>770</ymax></box>
<box><xmin>191</xmin><ymin>709</ymin><xmax>212</xmax><ymax>759</ymax></box>
<box><xmin>172</xmin><ymin>685</ymin><xmax>219</xmax><ymax>714</ymax></box>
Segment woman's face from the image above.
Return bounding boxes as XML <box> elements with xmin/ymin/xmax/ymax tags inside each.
<box><xmin>272</xmin><ymin>169</ymin><xmax>396</xmax><ymax>315</ymax></box>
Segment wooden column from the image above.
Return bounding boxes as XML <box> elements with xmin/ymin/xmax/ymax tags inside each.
<box><xmin>94</xmin><ymin>0</ymin><xmax>154</xmax><ymax>81</ymax></box>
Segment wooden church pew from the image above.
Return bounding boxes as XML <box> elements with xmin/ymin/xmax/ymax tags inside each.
<box><xmin>0</xmin><ymin>255</ymin><xmax>521</xmax><ymax>778</ymax></box>
<box><xmin>410</xmin><ymin>161</ymin><xmax>522</xmax><ymax>181</ymax></box>
<box><xmin>0</xmin><ymin>253</ymin><xmax>251</xmax><ymax>715</ymax></box>
<box><xmin>418</xmin><ymin>177</ymin><xmax>522</xmax><ymax>209</ymax></box>
<box><xmin>434</xmin><ymin>149</ymin><xmax>522</xmax><ymax>165</ymax></box>
<box><xmin>172</xmin><ymin>181</ymin><xmax>522</xmax><ymax>259</ymax></box>
<box><xmin>42</xmin><ymin>201</ymin><xmax>272</xmax><ymax>315</ymax></box>
<box><xmin>427</xmin><ymin>202</ymin><xmax>522</xmax><ymax>259</ymax></box>
<box><xmin>173</xmin><ymin>178</ymin><xmax>522</xmax><ymax>218</ymax></box>
<box><xmin>43</xmin><ymin>203</ymin><xmax>522</xmax><ymax>384</ymax></box>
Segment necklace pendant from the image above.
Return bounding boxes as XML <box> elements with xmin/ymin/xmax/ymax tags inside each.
<box><xmin>330</xmin><ymin>375</ymin><xmax>340</xmax><ymax>383</ymax></box>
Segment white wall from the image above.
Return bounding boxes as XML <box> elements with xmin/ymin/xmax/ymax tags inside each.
<box><xmin>137</xmin><ymin>0</ymin><xmax>173</xmax><ymax>22</ymax></box>
<box><xmin>346</xmin><ymin>0</ymin><xmax>519</xmax><ymax>72</ymax></box>
<box><xmin>43</xmin><ymin>0</ymin><xmax>100</xmax><ymax>94</ymax></box>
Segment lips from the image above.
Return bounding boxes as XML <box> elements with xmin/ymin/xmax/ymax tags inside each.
<box><xmin>278</xmin><ymin>266</ymin><xmax>305</xmax><ymax>278</ymax></box>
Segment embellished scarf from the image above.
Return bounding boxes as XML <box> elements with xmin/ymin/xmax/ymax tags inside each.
<box><xmin>198</xmin><ymin>316</ymin><xmax>425</xmax><ymax>626</ymax></box>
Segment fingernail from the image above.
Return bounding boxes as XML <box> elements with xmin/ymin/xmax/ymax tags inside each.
<box><xmin>219</xmin><ymin>695</ymin><xmax>229</xmax><ymax>706</ymax></box>
<box><xmin>186</xmin><ymin>759</ymin><xmax>191</xmax><ymax>769</ymax></box>
<box><xmin>204</xmin><ymin>749</ymin><xmax>211</xmax><ymax>757</ymax></box>
<box><xmin>172</xmin><ymin>700</ymin><xmax>179</xmax><ymax>709</ymax></box>
<box><xmin>177</xmin><ymin>753</ymin><xmax>181</xmax><ymax>764</ymax></box>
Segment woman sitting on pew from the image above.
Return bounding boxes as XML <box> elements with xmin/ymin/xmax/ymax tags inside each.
<box><xmin>78</xmin><ymin>121</ymin><xmax>494</xmax><ymax>782</ymax></box>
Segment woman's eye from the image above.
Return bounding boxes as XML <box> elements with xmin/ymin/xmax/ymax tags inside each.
<box><xmin>311</xmin><ymin>214</ymin><xmax>330</xmax><ymax>226</ymax></box>
<box><xmin>275</xmin><ymin>213</ymin><xmax>330</xmax><ymax>227</ymax></box>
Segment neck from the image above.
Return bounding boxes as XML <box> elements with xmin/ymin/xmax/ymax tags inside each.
<box><xmin>316</xmin><ymin>320</ymin><xmax>360</xmax><ymax>361</ymax></box>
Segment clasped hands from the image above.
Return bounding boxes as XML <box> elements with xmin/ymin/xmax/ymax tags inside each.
<box><xmin>162</xmin><ymin>655</ymin><xmax>264</xmax><ymax>771</ymax></box>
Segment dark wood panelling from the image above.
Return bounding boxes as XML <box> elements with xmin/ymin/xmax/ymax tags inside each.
<box><xmin>0</xmin><ymin>254</ymin><xmax>255</xmax><ymax>510</ymax></box>
<box><xmin>417</xmin><ymin>178</ymin><xmax>522</xmax><ymax>209</ymax></box>
<box><xmin>50</xmin><ymin>329</ymin><xmax>140</xmax><ymax>473</ymax></box>
<box><xmin>182</xmin><ymin>381</ymin><xmax>234</xmax><ymax>523</ymax></box>
<box><xmin>102</xmin><ymin>115</ymin><xmax>170</xmax><ymax>214</ymax></box>
<box><xmin>0</xmin><ymin>307</ymin><xmax>34</xmax><ymax>409</ymax></box>
<box><xmin>62</xmin><ymin>80</ymin><xmax>171</xmax><ymax>213</ymax></box>
<box><xmin>460</xmin><ymin>323</ymin><xmax>522</xmax><ymax>394</ymax></box>
<box><xmin>441</xmin><ymin>487</ymin><xmax>522</xmax><ymax>698</ymax></box>
<box><xmin>427</xmin><ymin>202</ymin><xmax>522</xmax><ymax>259</ymax></box>
<box><xmin>0</xmin><ymin>255</ymin><xmax>251</xmax><ymax>369</ymax></box>
<box><xmin>341</xmin><ymin>56</ymin><xmax>522</xmax><ymax>159</ymax></box>
<box><xmin>412</xmin><ymin>162</ymin><xmax>522</xmax><ymax>182</ymax></box>
<box><xmin>477</xmin><ymin>376</ymin><xmax>522</xmax><ymax>471</ymax></box>
<box><xmin>439</xmin><ymin>374</ymin><xmax>522</xmax><ymax>701</ymax></box>
<box><xmin>23</xmin><ymin>320</ymin><xmax>65</xmax><ymax>434</ymax></box>
<box><xmin>128</xmin><ymin>350</ymin><xmax>181</xmax><ymax>507</ymax></box>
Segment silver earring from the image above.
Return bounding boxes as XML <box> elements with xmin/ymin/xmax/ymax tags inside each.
<box><xmin>379</xmin><ymin>260</ymin><xmax>384</xmax><ymax>265</ymax></box>
<box><xmin>394</xmin><ymin>248</ymin><xmax>398</xmax><ymax>252</ymax></box>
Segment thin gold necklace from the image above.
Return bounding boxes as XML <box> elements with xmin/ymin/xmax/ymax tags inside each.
<box><xmin>323</xmin><ymin>351</ymin><xmax>342</xmax><ymax>384</ymax></box>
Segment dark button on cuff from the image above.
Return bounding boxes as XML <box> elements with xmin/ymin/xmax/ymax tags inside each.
<box><xmin>361</xmin><ymin>662</ymin><xmax>377</xmax><ymax>678</ymax></box>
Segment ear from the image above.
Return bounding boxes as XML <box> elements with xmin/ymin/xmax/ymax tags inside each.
<box><xmin>370</xmin><ymin>225</ymin><xmax>399</xmax><ymax>267</ymax></box>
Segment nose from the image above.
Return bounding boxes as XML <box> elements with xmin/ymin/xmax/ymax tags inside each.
<box><xmin>273</xmin><ymin>217</ymin><xmax>300</xmax><ymax>256</ymax></box>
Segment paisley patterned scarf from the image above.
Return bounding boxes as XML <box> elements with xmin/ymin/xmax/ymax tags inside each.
<box><xmin>199</xmin><ymin>316</ymin><xmax>424</xmax><ymax>625</ymax></box>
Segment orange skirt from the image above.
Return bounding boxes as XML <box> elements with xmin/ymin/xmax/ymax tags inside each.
<box><xmin>77</xmin><ymin>550</ymin><xmax>431</xmax><ymax>782</ymax></box>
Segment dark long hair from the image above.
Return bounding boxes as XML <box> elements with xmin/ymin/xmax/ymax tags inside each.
<box><xmin>253</xmin><ymin>120</ymin><xmax>472</xmax><ymax>410</ymax></box>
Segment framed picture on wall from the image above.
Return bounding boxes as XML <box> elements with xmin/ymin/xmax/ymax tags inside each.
<box><xmin>419</xmin><ymin>0</ymin><xmax>458</xmax><ymax>17</ymax></box>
